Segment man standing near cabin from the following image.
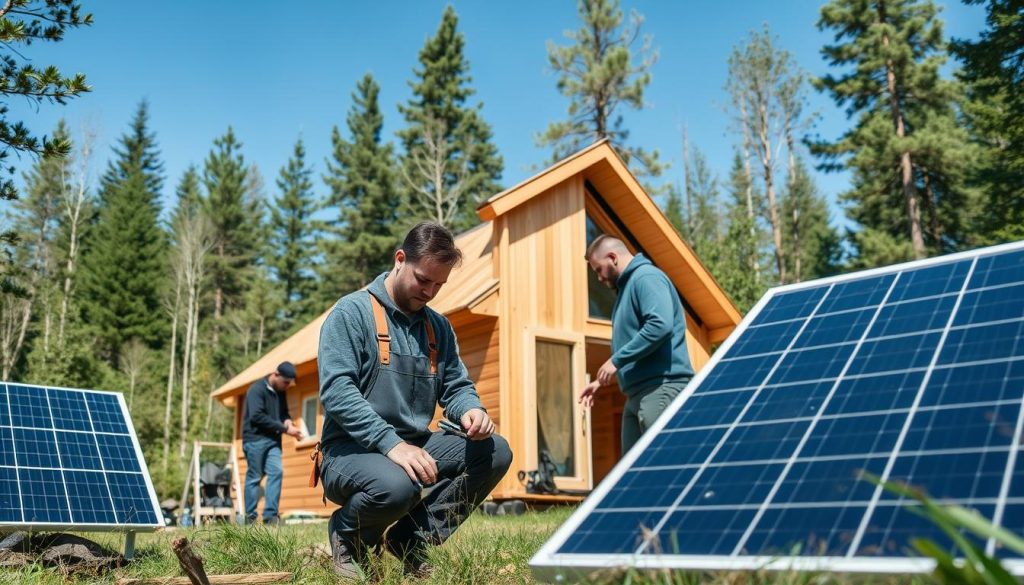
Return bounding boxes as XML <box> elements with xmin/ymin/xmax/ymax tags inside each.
<box><xmin>241</xmin><ymin>361</ymin><xmax>303</xmax><ymax>525</ymax></box>
<box><xmin>579</xmin><ymin>234</ymin><xmax>694</xmax><ymax>454</ymax></box>
<box><xmin>317</xmin><ymin>221</ymin><xmax>513</xmax><ymax>579</ymax></box>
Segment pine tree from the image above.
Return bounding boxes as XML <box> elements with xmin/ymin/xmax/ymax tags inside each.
<box><xmin>0</xmin><ymin>1</ymin><xmax>91</xmax><ymax>289</ymax></box>
<box><xmin>952</xmin><ymin>0</ymin><xmax>1024</xmax><ymax>244</ymax></box>
<box><xmin>715</xmin><ymin>153</ymin><xmax>768</xmax><ymax>312</ymax></box>
<box><xmin>322</xmin><ymin>74</ymin><xmax>401</xmax><ymax>302</ymax></box>
<box><xmin>79</xmin><ymin>101</ymin><xmax>167</xmax><ymax>366</ymax></box>
<box><xmin>269</xmin><ymin>138</ymin><xmax>318</xmax><ymax>327</ymax></box>
<box><xmin>398</xmin><ymin>6</ymin><xmax>503</xmax><ymax>231</ymax></box>
<box><xmin>664</xmin><ymin>183</ymin><xmax>684</xmax><ymax>237</ymax></box>
<box><xmin>781</xmin><ymin>159</ymin><xmax>841</xmax><ymax>281</ymax></box>
<box><xmin>813</xmin><ymin>0</ymin><xmax>974</xmax><ymax>263</ymax></box>
<box><xmin>1</xmin><ymin>120</ymin><xmax>69</xmax><ymax>378</ymax></box>
<box><xmin>203</xmin><ymin>127</ymin><xmax>262</xmax><ymax>370</ymax></box>
<box><xmin>726</xmin><ymin>25</ymin><xmax>800</xmax><ymax>282</ymax></box>
<box><xmin>682</xmin><ymin>146</ymin><xmax>721</xmax><ymax>256</ymax></box>
<box><xmin>171</xmin><ymin>165</ymin><xmax>203</xmax><ymax>225</ymax></box>
<box><xmin>540</xmin><ymin>0</ymin><xmax>664</xmax><ymax>180</ymax></box>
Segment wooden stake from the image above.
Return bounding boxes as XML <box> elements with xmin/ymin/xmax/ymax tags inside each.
<box><xmin>171</xmin><ymin>537</ymin><xmax>209</xmax><ymax>585</ymax></box>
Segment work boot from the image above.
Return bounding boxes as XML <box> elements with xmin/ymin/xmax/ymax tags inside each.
<box><xmin>328</xmin><ymin>513</ymin><xmax>365</xmax><ymax>580</ymax></box>
<box><xmin>384</xmin><ymin>538</ymin><xmax>433</xmax><ymax>578</ymax></box>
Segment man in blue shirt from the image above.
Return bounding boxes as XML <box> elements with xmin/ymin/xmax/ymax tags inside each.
<box><xmin>317</xmin><ymin>222</ymin><xmax>513</xmax><ymax>579</ymax></box>
<box><xmin>241</xmin><ymin>361</ymin><xmax>303</xmax><ymax>525</ymax></box>
<box><xmin>579</xmin><ymin>234</ymin><xmax>695</xmax><ymax>454</ymax></box>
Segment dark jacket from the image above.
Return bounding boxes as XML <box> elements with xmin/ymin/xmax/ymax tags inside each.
<box><xmin>242</xmin><ymin>378</ymin><xmax>291</xmax><ymax>444</ymax></box>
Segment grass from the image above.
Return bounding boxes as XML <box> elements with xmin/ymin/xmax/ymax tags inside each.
<box><xmin>0</xmin><ymin>508</ymin><xmax>930</xmax><ymax>585</ymax></box>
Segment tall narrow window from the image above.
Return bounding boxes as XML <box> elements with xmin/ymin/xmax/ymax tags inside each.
<box><xmin>536</xmin><ymin>340</ymin><xmax>575</xmax><ymax>477</ymax></box>
<box><xmin>586</xmin><ymin>214</ymin><xmax>616</xmax><ymax>320</ymax></box>
<box><xmin>301</xmin><ymin>395</ymin><xmax>319</xmax><ymax>439</ymax></box>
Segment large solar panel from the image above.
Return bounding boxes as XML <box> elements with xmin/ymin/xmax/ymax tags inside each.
<box><xmin>0</xmin><ymin>383</ymin><xmax>162</xmax><ymax>534</ymax></box>
<box><xmin>532</xmin><ymin>241</ymin><xmax>1024</xmax><ymax>579</ymax></box>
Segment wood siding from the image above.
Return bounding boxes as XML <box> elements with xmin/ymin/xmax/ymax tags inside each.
<box><xmin>495</xmin><ymin>176</ymin><xmax>589</xmax><ymax>496</ymax></box>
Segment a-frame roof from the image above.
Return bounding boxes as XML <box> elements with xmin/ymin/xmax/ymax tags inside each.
<box><xmin>478</xmin><ymin>139</ymin><xmax>741</xmax><ymax>340</ymax></box>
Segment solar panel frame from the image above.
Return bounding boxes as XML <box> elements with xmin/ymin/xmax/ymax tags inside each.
<box><xmin>0</xmin><ymin>381</ymin><xmax>163</xmax><ymax>533</ymax></box>
<box><xmin>531</xmin><ymin>240</ymin><xmax>1024</xmax><ymax>580</ymax></box>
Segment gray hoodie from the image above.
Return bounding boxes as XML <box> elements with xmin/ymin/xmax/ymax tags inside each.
<box><xmin>317</xmin><ymin>272</ymin><xmax>482</xmax><ymax>454</ymax></box>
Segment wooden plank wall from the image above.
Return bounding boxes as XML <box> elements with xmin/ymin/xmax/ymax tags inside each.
<box><xmin>495</xmin><ymin>176</ymin><xmax>587</xmax><ymax>496</ymax></box>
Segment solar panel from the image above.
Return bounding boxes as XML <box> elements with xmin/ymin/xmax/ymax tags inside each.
<box><xmin>0</xmin><ymin>382</ymin><xmax>162</xmax><ymax>554</ymax></box>
<box><xmin>532</xmin><ymin>241</ymin><xmax>1024</xmax><ymax>579</ymax></box>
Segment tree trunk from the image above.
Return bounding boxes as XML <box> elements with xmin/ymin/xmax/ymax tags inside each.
<box><xmin>921</xmin><ymin>169</ymin><xmax>942</xmax><ymax>249</ymax></box>
<box><xmin>163</xmin><ymin>281</ymin><xmax>181</xmax><ymax>473</ymax></box>
<box><xmin>738</xmin><ymin>101</ymin><xmax>761</xmax><ymax>282</ymax></box>
<box><xmin>879</xmin><ymin>3</ymin><xmax>925</xmax><ymax>258</ymax></box>
<box><xmin>58</xmin><ymin>164</ymin><xmax>87</xmax><ymax>350</ymax></box>
<box><xmin>756</xmin><ymin>98</ymin><xmax>786</xmax><ymax>283</ymax></box>
<box><xmin>179</xmin><ymin>281</ymin><xmax>196</xmax><ymax>462</ymax></box>
<box><xmin>785</xmin><ymin>120</ymin><xmax>802</xmax><ymax>282</ymax></box>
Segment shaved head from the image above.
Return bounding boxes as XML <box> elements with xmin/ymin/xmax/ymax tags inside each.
<box><xmin>585</xmin><ymin>235</ymin><xmax>629</xmax><ymax>260</ymax></box>
<box><xmin>585</xmin><ymin>234</ymin><xmax>634</xmax><ymax>289</ymax></box>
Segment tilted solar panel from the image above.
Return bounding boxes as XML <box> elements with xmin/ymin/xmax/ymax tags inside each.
<box><xmin>532</xmin><ymin>241</ymin><xmax>1024</xmax><ymax>579</ymax></box>
<box><xmin>0</xmin><ymin>382</ymin><xmax>161</xmax><ymax>554</ymax></box>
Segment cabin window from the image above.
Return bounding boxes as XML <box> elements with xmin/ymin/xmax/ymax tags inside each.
<box><xmin>586</xmin><ymin>214</ymin><xmax>616</xmax><ymax>320</ymax></box>
<box><xmin>535</xmin><ymin>339</ymin><xmax>575</xmax><ymax>477</ymax></box>
<box><xmin>301</xmin><ymin>395</ymin><xmax>319</xmax><ymax>439</ymax></box>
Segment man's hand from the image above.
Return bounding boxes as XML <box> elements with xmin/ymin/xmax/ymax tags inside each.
<box><xmin>283</xmin><ymin>420</ymin><xmax>303</xmax><ymax>439</ymax></box>
<box><xmin>596</xmin><ymin>358</ymin><xmax>617</xmax><ymax>386</ymax></box>
<box><xmin>460</xmin><ymin>408</ymin><xmax>494</xmax><ymax>441</ymax></box>
<box><xmin>578</xmin><ymin>380</ymin><xmax>601</xmax><ymax>408</ymax></box>
<box><xmin>387</xmin><ymin>442</ymin><xmax>438</xmax><ymax>486</ymax></box>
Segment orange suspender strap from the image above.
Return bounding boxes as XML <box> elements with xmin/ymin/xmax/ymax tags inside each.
<box><xmin>369</xmin><ymin>293</ymin><xmax>390</xmax><ymax>366</ymax></box>
<box><xmin>369</xmin><ymin>291</ymin><xmax>438</xmax><ymax>373</ymax></box>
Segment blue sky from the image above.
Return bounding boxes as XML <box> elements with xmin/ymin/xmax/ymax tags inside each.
<box><xmin>11</xmin><ymin>1</ymin><xmax>987</xmax><ymax>228</ymax></box>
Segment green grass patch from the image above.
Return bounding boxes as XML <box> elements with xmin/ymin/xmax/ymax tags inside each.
<box><xmin>0</xmin><ymin>507</ymin><xmax>929</xmax><ymax>584</ymax></box>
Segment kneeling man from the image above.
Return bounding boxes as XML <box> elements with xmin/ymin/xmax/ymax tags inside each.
<box><xmin>317</xmin><ymin>221</ymin><xmax>512</xmax><ymax>578</ymax></box>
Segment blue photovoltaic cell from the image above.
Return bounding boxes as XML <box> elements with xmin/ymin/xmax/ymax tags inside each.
<box><xmin>0</xmin><ymin>426</ymin><xmax>15</xmax><ymax>467</ymax></box>
<box><xmin>20</xmin><ymin>468</ymin><xmax>70</xmax><ymax>523</ymax></box>
<box><xmin>86</xmin><ymin>393</ymin><xmax>130</xmax><ymax>435</ymax></box>
<box><xmin>13</xmin><ymin>428</ymin><xmax>60</xmax><ymax>468</ymax></box>
<box><xmin>48</xmin><ymin>389</ymin><xmax>92</xmax><ymax>432</ymax></box>
<box><xmin>107</xmin><ymin>472</ymin><xmax>159</xmax><ymax>524</ymax></box>
<box><xmin>0</xmin><ymin>384</ymin><xmax>159</xmax><ymax>529</ymax></box>
<box><xmin>8</xmin><ymin>385</ymin><xmax>52</xmax><ymax>428</ymax></box>
<box><xmin>749</xmin><ymin>287</ymin><xmax>826</xmax><ymax>327</ymax></box>
<box><xmin>95</xmin><ymin>433</ymin><xmax>142</xmax><ymax>473</ymax></box>
<box><xmin>64</xmin><ymin>470</ymin><xmax>116</xmax><ymax>524</ymax></box>
<box><xmin>538</xmin><ymin>243</ymin><xmax>1024</xmax><ymax>574</ymax></box>
<box><xmin>0</xmin><ymin>467</ymin><xmax>20</xmax><ymax>522</ymax></box>
<box><xmin>56</xmin><ymin>431</ymin><xmax>103</xmax><ymax>471</ymax></box>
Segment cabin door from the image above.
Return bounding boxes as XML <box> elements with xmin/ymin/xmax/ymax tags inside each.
<box><xmin>524</xmin><ymin>328</ymin><xmax>591</xmax><ymax>492</ymax></box>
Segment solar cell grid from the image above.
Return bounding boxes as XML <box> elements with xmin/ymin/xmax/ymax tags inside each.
<box><xmin>532</xmin><ymin>242</ymin><xmax>1024</xmax><ymax>579</ymax></box>
<box><xmin>0</xmin><ymin>383</ymin><xmax>160</xmax><ymax>530</ymax></box>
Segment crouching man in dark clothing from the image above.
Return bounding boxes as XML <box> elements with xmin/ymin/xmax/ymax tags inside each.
<box><xmin>316</xmin><ymin>222</ymin><xmax>513</xmax><ymax>579</ymax></box>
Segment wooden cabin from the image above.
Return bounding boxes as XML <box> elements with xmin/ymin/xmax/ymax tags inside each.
<box><xmin>211</xmin><ymin>139</ymin><xmax>741</xmax><ymax>515</ymax></box>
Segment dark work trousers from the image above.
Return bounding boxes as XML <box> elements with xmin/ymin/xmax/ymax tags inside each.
<box><xmin>321</xmin><ymin>431</ymin><xmax>513</xmax><ymax>553</ymax></box>
<box><xmin>621</xmin><ymin>380</ymin><xmax>689</xmax><ymax>454</ymax></box>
